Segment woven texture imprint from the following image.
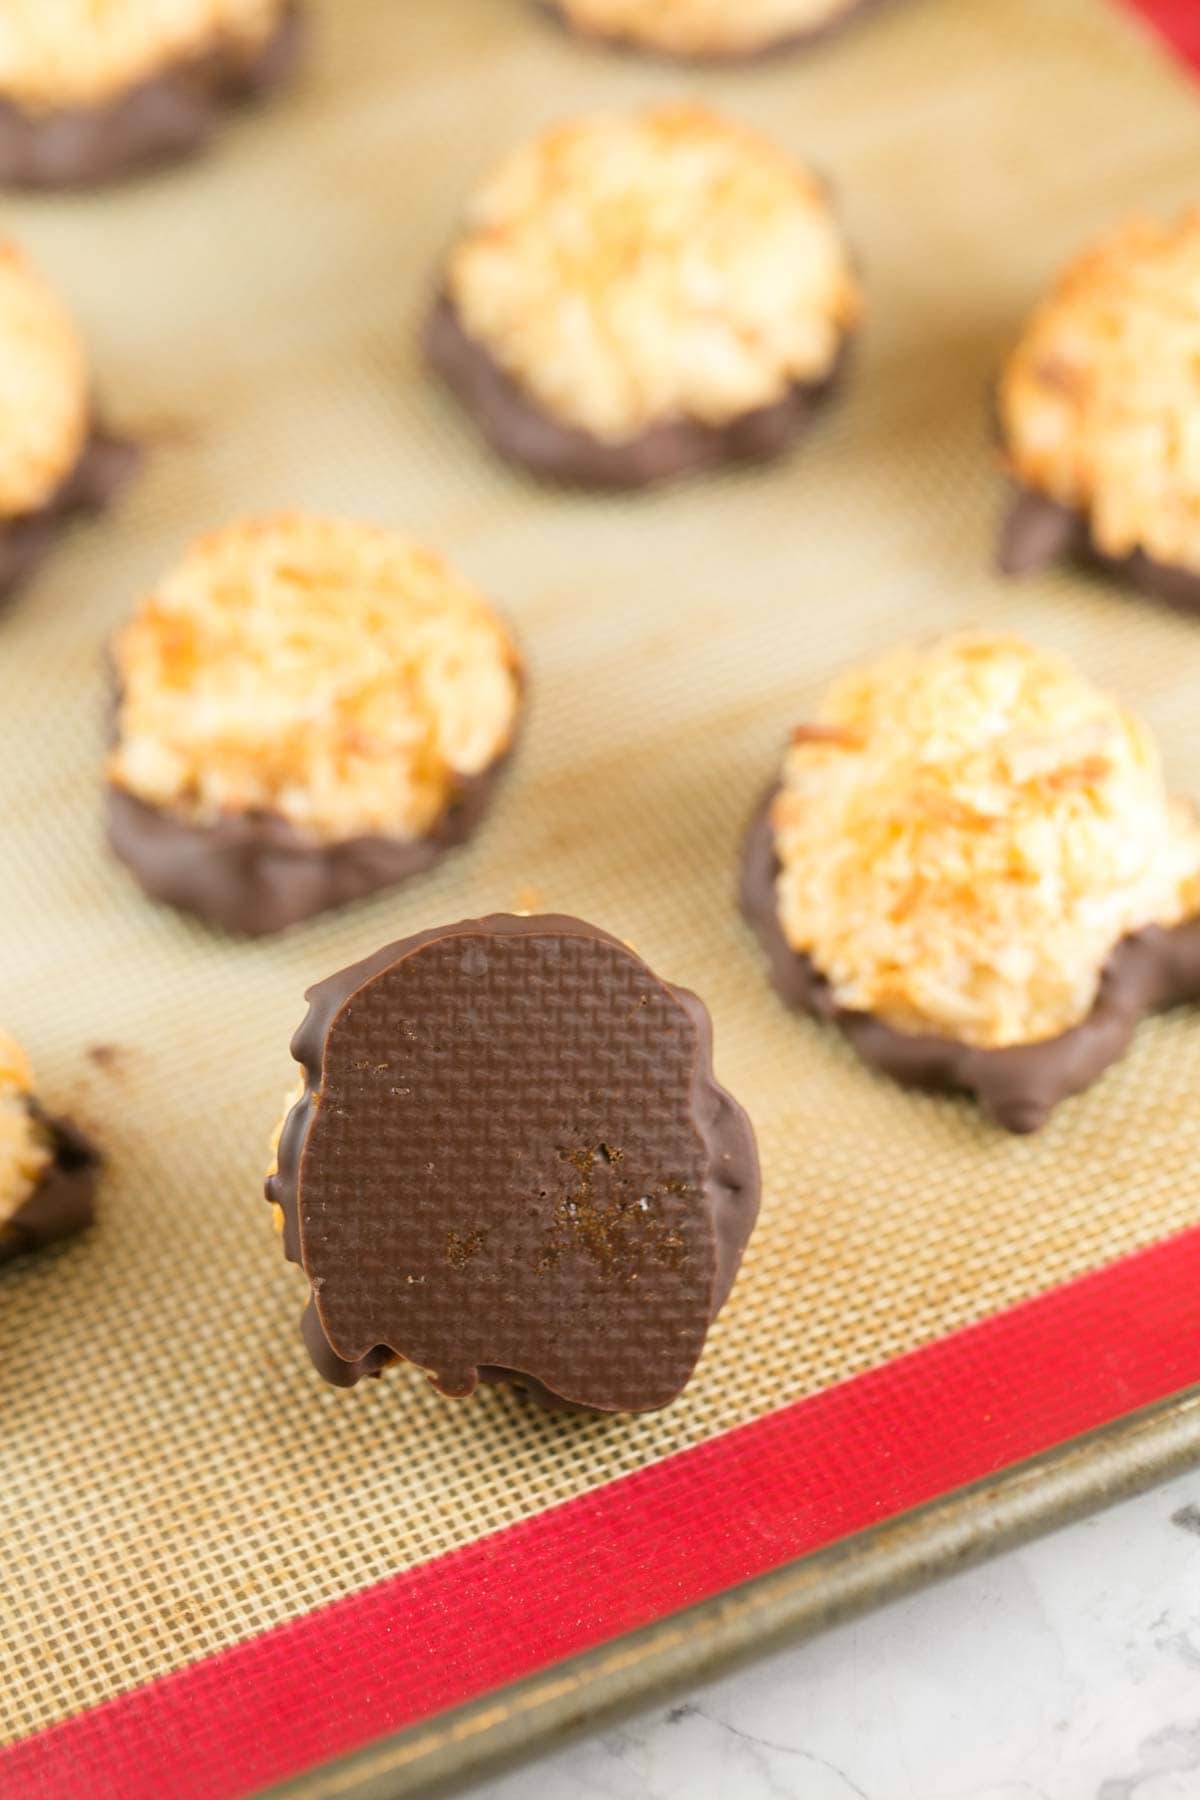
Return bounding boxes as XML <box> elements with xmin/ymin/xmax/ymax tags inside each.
<box><xmin>1</xmin><ymin>0</ymin><xmax>1198</xmax><ymax>1744</ymax></box>
<box><xmin>300</xmin><ymin>930</ymin><xmax>717</xmax><ymax>1408</ymax></box>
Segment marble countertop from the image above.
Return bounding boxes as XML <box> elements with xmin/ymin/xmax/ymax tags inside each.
<box><xmin>473</xmin><ymin>1466</ymin><xmax>1200</xmax><ymax>1799</ymax></box>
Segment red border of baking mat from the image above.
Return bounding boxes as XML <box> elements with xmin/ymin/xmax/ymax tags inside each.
<box><xmin>5</xmin><ymin>1220</ymin><xmax>1200</xmax><ymax>1800</ymax></box>
<box><xmin>3</xmin><ymin>8</ymin><xmax>1197</xmax><ymax>1798</ymax></box>
<box><xmin>1125</xmin><ymin>0</ymin><xmax>1200</xmax><ymax>67</ymax></box>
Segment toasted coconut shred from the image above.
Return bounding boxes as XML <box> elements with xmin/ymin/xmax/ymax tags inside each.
<box><xmin>772</xmin><ymin>634</ymin><xmax>1200</xmax><ymax>1047</ymax></box>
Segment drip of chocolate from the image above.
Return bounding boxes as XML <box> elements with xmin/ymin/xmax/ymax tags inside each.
<box><xmin>426</xmin><ymin>293</ymin><xmax>848</xmax><ymax>490</ymax></box>
<box><xmin>740</xmin><ymin>788</ymin><xmax>1200</xmax><ymax>1132</ymax></box>
<box><xmin>1</xmin><ymin>1111</ymin><xmax>100</xmax><ymax>1264</ymax></box>
<box><xmin>0</xmin><ymin>5</ymin><xmax>302</xmax><ymax>190</ymax></box>
<box><xmin>267</xmin><ymin>914</ymin><xmax>760</xmax><ymax>1412</ymax></box>
<box><xmin>0</xmin><ymin>427</ymin><xmax>138</xmax><ymax>607</ymax></box>
<box><xmin>998</xmin><ymin>485</ymin><xmax>1200</xmax><ymax>614</ymax></box>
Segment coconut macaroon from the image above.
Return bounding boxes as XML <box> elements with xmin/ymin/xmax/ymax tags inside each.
<box><xmin>427</xmin><ymin>103</ymin><xmax>862</xmax><ymax>487</ymax></box>
<box><xmin>741</xmin><ymin>634</ymin><xmax>1200</xmax><ymax>1132</ymax></box>
<box><xmin>0</xmin><ymin>241</ymin><xmax>135</xmax><ymax>604</ymax></box>
<box><xmin>542</xmin><ymin>0</ymin><xmax>886</xmax><ymax>60</ymax></box>
<box><xmin>998</xmin><ymin>210</ymin><xmax>1200</xmax><ymax>609</ymax></box>
<box><xmin>0</xmin><ymin>1029</ymin><xmax>99</xmax><ymax>1263</ymax></box>
<box><xmin>0</xmin><ymin>0</ymin><xmax>301</xmax><ymax>189</ymax></box>
<box><xmin>107</xmin><ymin>514</ymin><xmax>523</xmax><ymax>935</ymax></box>
<box><xmin>265</xmin><ymin>914</ymin><xmax>760</xmax><ymax>1409</ymax></box>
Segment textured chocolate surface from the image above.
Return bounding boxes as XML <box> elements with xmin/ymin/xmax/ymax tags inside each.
<box><xmin>107</xmin><ymin>751</ymin><xmax>512</xmax><ymax>937</ymax></box>
<box><xmin>0</xmin><ymin>7</ymin><xmax>301</xmax><ymax>190</ymax></box>
<box><xmin>997</xmin><ymin>484</ymin><xmax>1200</xmax><ymax>614</ymax></box>
<box><xmin>268</xmin><ymin>914</ymin><xmax>760</xmax><ymax>1412</ymax></box>
<box><xmin>538</xmin><ymin>0</ymin><xmax>893</xmax><ymax>62</ymax></box>
<box><xmin>0</xmin><ymin>1111</ymin><xmax>99</xmax><ymax>1264</ymax></box>
<box><xmin>741</xmin><ymin>789</ymin><xmax>1200</xmax><ymax>1132</ymax></box>
<box><xmin>0</xmin><ymin>426</ymin><xmax>138</xmax><ymax>608</ymax></box>
<box><xmin>426</xmin><ymin>292</ymin><xmax>846</xmax><ymax>490</ymax></box>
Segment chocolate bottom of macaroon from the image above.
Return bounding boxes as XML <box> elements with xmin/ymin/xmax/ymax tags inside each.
<box><xmin>0</xmin><ymin>5</ymin><xmax>302</xmax><ymax>189</ymax></box>
<box><xmin>426</xmin><ymin>293</ymin><xmax>846</xmax><ymax>490</ymax></box>
<box><xmin>0</xmin><ymin>1111</ymin><xmax>100</xmax><ymax>1264</ymax></box>
<box><xmin>0</xmin><ymin>425</ymin><xmax>138</xmax><ymax>607</ymax></box>
<box><xmin>296</xmin><ymin>1310</ymin><xmax>604</xmax><ymax>1416</ymax></box>
<box><xmin>998</xmin><ymin>484</ymin><xmax>1200</xmax><ymax>615</ymax></box>
<box><xmin>297</xmin><ymin>1307</ymin><xmax>639</xmax><ymax>1415</ymax></box>
<box><xmin>271</xmin><ymin>914</ymin><xmax>761</xmax><ymax>1412</ymax></box>
<box><xmin>740</xmin><ymin>790</ymin><xmax>1200</xmax><ymax>1133</ymax></box>
<box><xmin>107</xmin><ymin>755</ymin><xmax>512</xmax><ymax>937</ymax></box>
<box><xmin>537</xmin><ymin>0</ymin><xmax>893</xmax><ymax>62</ymax></box>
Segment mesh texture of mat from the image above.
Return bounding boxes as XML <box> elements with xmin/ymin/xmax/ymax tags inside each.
<box><xmin>2</xmin><ymin>0</ymin><xmax>1198</xmax><ymax>1744</ymax></box>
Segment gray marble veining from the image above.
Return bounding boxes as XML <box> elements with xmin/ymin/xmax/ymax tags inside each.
<box><xmin>473</xmin><ymin>1469</ymin><xmax>1200</xmax><ymax>1799</ymax></box>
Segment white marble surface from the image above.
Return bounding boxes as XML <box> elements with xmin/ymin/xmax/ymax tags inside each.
<box><xmin>474</xmin><ymin>1468</ymin><xmax>1200</xmax><ymax>1799</ymax></box>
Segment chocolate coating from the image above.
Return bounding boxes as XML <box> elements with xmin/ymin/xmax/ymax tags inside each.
<box><xmin>741</xmin><ymin>789</ymin><xmax>1200</xmax><ymax>1132</ymax></box>
<box><xmin>107</xmin><ymin>752</ymin><xmax>513</xmax><ymax>937</ymax></box>
<box><xmin>538</xmin><ymin>0</ymin><xmax>894</xmax><ymax>62</ymax></box>
<box><xmin>268</xmin><ymin>914</ymin><xmax>760</xmax><ymax>1412</ymax></box>
<box><xmin>0</xmin><ymin>6</ymin><xmax>301</xmax><ymax>190</ymax></box>
<box><xmin>1</xmin><ymin>1110</ymin><xmax>100</xmax><ymax>1264</ymax></box>
<box><xmin>997</xmin><ymin>485</ymin><xmax>1200</xmax><ymax>615</ymax></box>
<box><xmin>0</xmin><ymin>426</ymin><xmax>138</xmax><ymax>608</ymax></box>
<box><xmin>426</xmin><ymin>292</ymin><xmax>846</xmax><ymax>490</ymax></box>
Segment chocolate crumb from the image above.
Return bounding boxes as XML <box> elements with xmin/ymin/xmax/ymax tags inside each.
<box><xmin>446</xmin><ymin>1229</ymin><xmax>486</xmax><ymax>1268</ymax></box>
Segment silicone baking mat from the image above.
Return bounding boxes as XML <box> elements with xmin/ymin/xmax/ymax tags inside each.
<box><xmin>2</xmin><ymin>2</ymin><xmax>1199</xmax><ymax>1795</ymax></box>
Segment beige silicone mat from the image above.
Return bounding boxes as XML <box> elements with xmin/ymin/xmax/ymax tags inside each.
<box><xmin>3</xmin><ymin>0</ymin><xmax>1199</xmax><ymax>1747</ymax></box>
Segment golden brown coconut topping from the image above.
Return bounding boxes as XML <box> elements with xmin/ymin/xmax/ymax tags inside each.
<box><xmin>0</xmin><ymin>1029</ymin><xmax>53</xmax><ymax>1226</ymax></box>
<box><xmin>548</xmin><ymin>0</ymin><xmax>863</xmax><ymax>57</ymax></box>
<box><xmin>771</xmin><ymin>634</ymin><xmax>1200</xmax><ymax>1047</ymax></box>
<box><xmin>0</xmin><ymin>0</ymin><xmax>289</xmax><ymax>111</ymax></box>
<box><xmin>444</xmin><ymin>103</ymin><xmax>861</xmax><ymax>443</ymax></box>
<box><xmin>0</xmin><ymin>241</ymin><xmax>89</xmax><ymax>518</ymax></box>
<box><xmin>1000</xmin><ymin>210</ymin><xmax>1200</xmax><ymax>575</ymax></box>
<box><xmin>109</xmin><ymin>515</ymin><xmax>522</xmax><ymax>845</ymax></box>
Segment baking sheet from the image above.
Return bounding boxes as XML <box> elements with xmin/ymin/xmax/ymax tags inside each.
<box><xmin>2</xmin><ymin>0</ymin><xmax>1199</xmax><ymax>1769</ymax></box>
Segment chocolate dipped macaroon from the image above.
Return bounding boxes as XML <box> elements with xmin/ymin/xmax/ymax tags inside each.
<box><xmin>427</xmin><ymin>104</ymin><xmax>861</xmax><ymax>489</ymax></box>
<box><xmin>0</xmin><ymin>1030</ymin><xmax>100</xmax><ymax>1264</ymax></box>
<box><xmin>998</xmin><ymin>210</ymin><xmax>1200</xmax><ymax>609</ymax></box>
<box><xmin>0</xmin><ymin>1</ymin><xmax>301</xmax><ymax>189</ymax></box>
<box><xmin>0</xmin><ymin>242</ymin><xmax>136</xmax><ymax>605</ymax></box>
<box><xmin>540</xmin><ymin>0</ymin><xmax>890</xmax><ymax>60</ymax></box>
<box><xmin>107</xmin><ymin>515</ymin><xmax>523</xmax><ymax>936</ymax></box>
<box><xmin>741</xmin><ymin>634</ymin><xmax>1200</xmax><ymax>1133</ymax></box>
<box><xmin>267</xmin><ymin>914</ymin><xmax>760</xmax><ymax>1412</ymax></box>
